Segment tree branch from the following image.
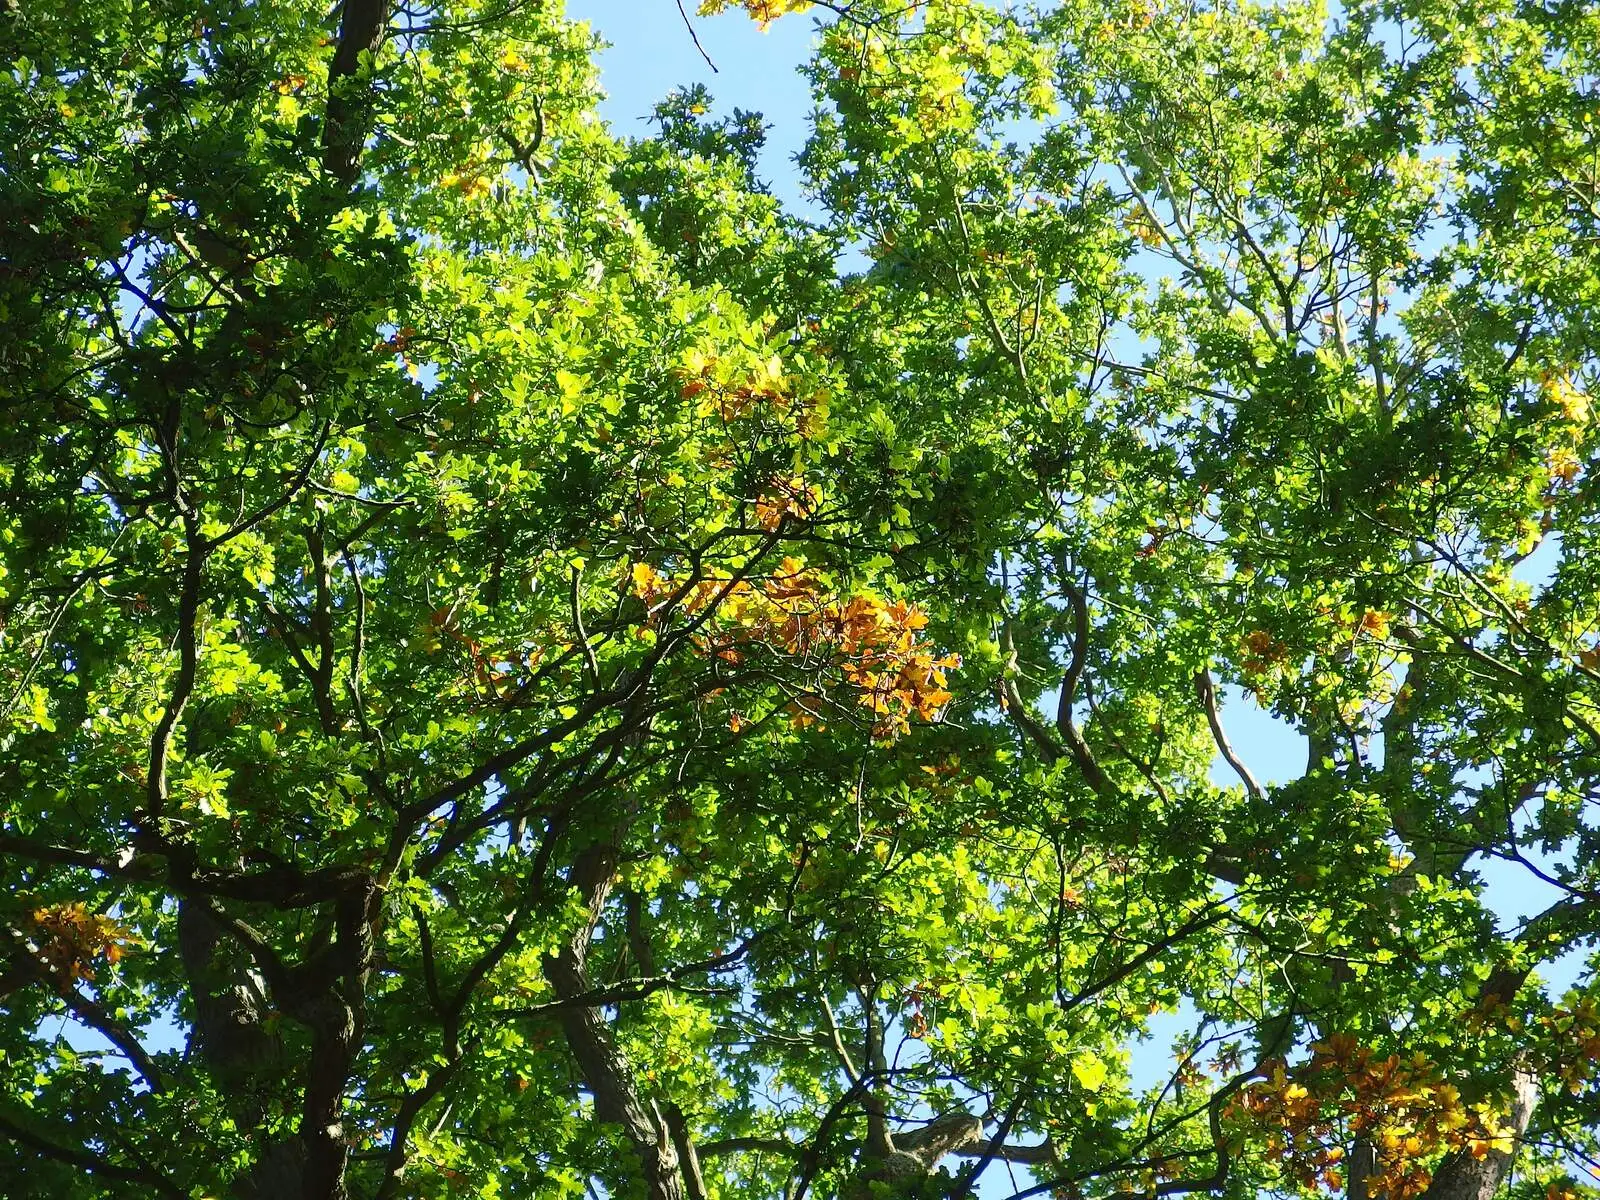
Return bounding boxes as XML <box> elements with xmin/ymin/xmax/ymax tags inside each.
<box><xmin>323</xmin><ymin>0</ymin><xmax>390</xmax><ymax>186</ymax></box>
<box><xmin>145</xmin><ymin>509</ymin><xmax>204</xmax><ymax>821</ymax></box>
<box><xmin>0</xmin><ymin>1108</ymin><xmax>187</xmax><ymax>1199</ymax></box>
<box><xmin>1195</xmin><ymin>669</ymin><xmax>1264</xmax><ymax>802</ymax></box>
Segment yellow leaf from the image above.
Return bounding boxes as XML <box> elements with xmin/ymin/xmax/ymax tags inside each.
<box><xmin>1359</xmin><ymin>610</ymin><xmax>1392</xmax><ymax>640</ymax></box>
<box><xmin>1072</xmin><ymin>1052</ymin><xmax>1109</xmax><ymax>1092</ymax></box>
<box><xmin>698</xmin><ymin>0</ymin><xmax>814</xmax><ymax>30</ymax></box>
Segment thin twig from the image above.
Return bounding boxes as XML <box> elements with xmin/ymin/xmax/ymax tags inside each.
<box><xmin>675</xmin><ymin>0</ymin><xmax>719</xmax><ymax>72</ymax></box>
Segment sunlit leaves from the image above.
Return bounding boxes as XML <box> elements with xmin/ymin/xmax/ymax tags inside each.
<box><xmin>1233</xmin><ymin>1037</ymin><xmax>1515</xmax><ymax>1200</ymax></box>
<box><xmin>4</xmin><ymin>0</ymin><xmax>1600</xmax><ymax>1198</ymax></box>
<box><xmin>697</xmin><ymin>0</ymin><xmax>814</xmax><ymax>31</ymax></box>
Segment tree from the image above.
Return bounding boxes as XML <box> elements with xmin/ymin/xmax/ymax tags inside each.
<box><xmin>0</xmin><ymin>0</ymin><xmax>1597</xmax><ymax>1198</ymax></box>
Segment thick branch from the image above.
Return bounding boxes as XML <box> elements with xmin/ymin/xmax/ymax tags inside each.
<box><xmin>146</xmin><ymin>511</ymin><xmax>204</xmax><ymax>821</ymax></box>
<box><xmin>1052</xmin><ymin>563</ymin><xmax>1117</xmax><ymax>799</ymax></box>
<box><xmin>622</xmin><ymin>895</ymin><xmax>709</xmax><ymax>1200</ymax></box>
<box><xmin>543</xmin><ymin>841</ymin><xmax>686</xmax><ymax>1200</ymax></box>
<box><xmin>323</xmin><ymin>0</ymin><xmax>389</xmax><ymax>186</ymax></box>
<box><xmin>1418</xmin><ymin>1060</ymin><xmax>1538</xmax><ymax>1200</ymax></box>
<box><xmin>1195</xmin><ymin>669</ymin><xmax>1264</xmax><ymax>802</ymax></box>
<box><xmin>999</xmin><ymin>619</ymin><xmax>1064</xmax><ymax>764</ymax></box>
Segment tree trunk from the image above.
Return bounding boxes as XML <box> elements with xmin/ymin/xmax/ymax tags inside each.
<box><xmin>1419</xmin><ymin>1061</ymin><xmax>1538</xmax><ymax>1200</ymax></box>
<box><xmin>544</xmin><ymin>842</ymin><xmax>686</xmax><ymax>1200</ymax></box>
<box><xmin>322</xmin><ymin>0</ymin><xmax>389</xmax><ymax>186</ymax></box>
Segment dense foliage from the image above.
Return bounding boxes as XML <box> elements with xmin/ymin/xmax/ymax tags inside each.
<box><xmin>1</xmin><ymin>1</ymin><xmax>1598</xmax><ymax>1198</ymax></box>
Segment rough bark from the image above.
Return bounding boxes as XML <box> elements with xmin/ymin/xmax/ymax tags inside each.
<box><xmin>844</xmin><ymin>1110</ymin><xmax>986</xmax><ymax>1198</ymax></box>
<box><xmin>322</xmin><ymin>0</ymin><xmax>389</xmax><ymax>186</ymax></box>
<box><xmin>544</xmin><ymin>841</ymin><xmax>686</xmax><ymax>1200</ymax></box>
<box><xmin>1346</xmin><ymin>1136</ymin><xmax>1379</xmax><ymax>1200</ymax></box>
<box><xmin>1418</xmin><ymin>1060</ymin><xmax>1539</xmax><ymax>1200</ymax></box>
<box><xmin>898</xmin><ymin>1111</ymin><xmax>986</xmax><ymax>1166</ymax></box>
<box><xmin>180</xmin><ymin>881</ymin><xmax>376</xmax><ymax>1200</ymax></box>
<box><xmin>177</xmin><ymin>901</ymin><xmax>284</xmax><ymax>1128</ymax></box>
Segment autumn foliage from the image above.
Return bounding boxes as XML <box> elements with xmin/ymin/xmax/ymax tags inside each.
<box><xmin>26</xmin><ymin>904</ymin><xmax>137</xmax><ymax>985</ymax></box>
<box><xmin>5</xmin><ymin>0</ymin><xmax>1600</xmax><ymax>1199</ymax></box>
<box><xmin>632</xmin><ymin>556</ymin><xmax>957</xmax><ymax>737</ymax></box>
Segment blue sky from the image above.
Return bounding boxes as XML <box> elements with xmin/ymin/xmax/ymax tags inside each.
<box><xmin>570</xmin><ymin>1</ymin><xmax>818</xmax><ymax>207</ymax></box>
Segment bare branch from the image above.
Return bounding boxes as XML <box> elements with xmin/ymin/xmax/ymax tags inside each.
<box><xmin>1195</xmin><ymin>669</ymin><xmax>1264</xmax><ymax>802</ymax></box>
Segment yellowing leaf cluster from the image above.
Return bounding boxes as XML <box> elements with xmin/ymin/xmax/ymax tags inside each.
<box><xmin>1232</xmin><ymin>1035</ymin><xmax>1515</xmax><ymax>1200</ymax></box>
<box><xmin>697</xmin><ymin>0</ymin><xmax>813</xmax><ymax>31</ymax></box>
<box><xmin>1358</xmin><ymin>610</ymin><xmax>1393</xmax><ymax>641</ymax></box>
<box><xmin>439</xmin><ymin>165</ymin><xmax>494</xmax><ymax>202</ymax></box>
<box><xmin>1542</xmin><ymin>370</ymin><xmax>1591</xmax><ymax>426</ymax></box>
<box><xmin>755</xmin><ymin>474</ymin><xmax>822</xmax><ymax>531</ymax></box>
<box><xmin>1548</xmin><ymin>446</ymin><xmax>1582</xmax><ymax>486</ymax></box>
<box><xmin>1124</xmin><ymin>207</ymin><xmax>1164</xmax><ymax>247</ymax></box>
<box><xmin>1539</xmin><ymin>998</ymin><xmax>1600</xmax><ymax>1094</ymax></box>
<box><xmin>632</xmin><ymin>557</ymin><xmax>957</xmax><ymax>737</ymax></box>
<box><xmin>677</xmin><ymin>348</ymin><xmax>828</xmax><ymax>439</ymax></box>
<box><xmin>1240</xmin><ymin>629</ymin><xmax>1290</xmax><ymax>675</ymax></box>
<box><xmin>29</xmin><ymin>902</ymin><xmax>138</xmax><ymax>982</ymax></box>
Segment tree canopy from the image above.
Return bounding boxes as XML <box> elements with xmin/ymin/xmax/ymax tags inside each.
<box><xmin>2</xmin><ymin>0</ymin><xmax>1598</xmax><ymax>1198</ymax></box>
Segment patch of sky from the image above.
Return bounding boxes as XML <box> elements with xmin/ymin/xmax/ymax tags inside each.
<box><xmin>1206</xmin><ymin>684</ymin><xmax>1309</xmax><ymax>789</ymax></box>
<box><xmin>570</xmin><ymin>0</ymin><xmax>819</xmax><ymax>216</ymax></box>
<box><xmin>1510</xmin><ymin>529</ymin><xmax>1564</xmax><ymax>594</ymax></box>
<box><xmin>1128</xmin><ymin>995</ymin><xmax>1204</xmax><ymax>1098</ymax></box>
